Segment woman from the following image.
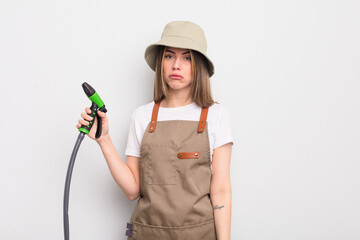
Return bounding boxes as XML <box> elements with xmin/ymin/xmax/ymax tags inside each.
<box><xmin>77</xmin><ymin>21</ymin><xmax>233</xmax><ymax>240</ymax></box>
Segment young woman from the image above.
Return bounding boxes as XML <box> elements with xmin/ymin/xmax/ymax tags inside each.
<box><xmin>76</xmin><ymin>21</ymin><xmax>233</xmax><ymax>240</ymax></box>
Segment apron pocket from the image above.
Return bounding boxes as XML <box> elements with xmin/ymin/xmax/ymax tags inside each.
<box><xmin>146</xmin><ymin>142</ymin><xmax>177</xmax><ymax>185</ymax></box>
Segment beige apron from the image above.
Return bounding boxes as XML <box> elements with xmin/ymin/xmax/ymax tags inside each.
<box><xmin>126</xmin><ymin>99</ymin><xmax>216</xmax><ymax>240</ymax></box>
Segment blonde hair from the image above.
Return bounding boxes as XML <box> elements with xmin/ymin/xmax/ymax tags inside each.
<box><xmin>151</xmin><ymin>46</ymin><xmax>218</xmax><ymax>108</ymax></box>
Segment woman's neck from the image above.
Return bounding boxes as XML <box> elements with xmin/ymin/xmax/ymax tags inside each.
<box><xmin>160</xmin><ymin>95</ymin><xmax>193</xmax><ymax>108</ymax></box>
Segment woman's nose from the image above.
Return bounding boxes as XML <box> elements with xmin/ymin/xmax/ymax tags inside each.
<box><xmin>172</xmin><ymin>58</ymin><xmax>181</xmax><ymax>70</ymax></box>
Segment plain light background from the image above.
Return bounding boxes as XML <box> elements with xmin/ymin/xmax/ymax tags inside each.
<box><xmin>1</xmin><ymin>0</ymin><xmax>359</xmax><ymax>239</ymax></box>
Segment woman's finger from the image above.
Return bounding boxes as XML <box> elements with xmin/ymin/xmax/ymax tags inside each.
<box><xmin>78</xmin><ymin>119</ymin><xmax>89</xmax><ymax>126</ymax></box>
<box><xmin>97</xmin><ymin>111</ymin><xmax>106</xmax><ymax>117</ymax></box>
<box><xmin>81</xmin><ymin>112</ymin><xmax>93</xmax><ymax>121</ymax></box>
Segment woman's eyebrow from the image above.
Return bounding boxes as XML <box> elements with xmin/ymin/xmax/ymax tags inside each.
<box><xmin>165</xmin><ymin>50</ymin><xmax>190</xmax><ymax>55</ymax></box>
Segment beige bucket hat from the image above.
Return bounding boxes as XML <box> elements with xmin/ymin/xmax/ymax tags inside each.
<box><xmin>144</xmin><ymin>21</ymin><xmax>215</xmax><ymax>77</ymax></box>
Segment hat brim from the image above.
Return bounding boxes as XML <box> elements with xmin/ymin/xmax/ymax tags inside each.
<box><xmin>144</xmin><ymin>36</ymin><xmax>214</xmax><ymax>77</ymax></box>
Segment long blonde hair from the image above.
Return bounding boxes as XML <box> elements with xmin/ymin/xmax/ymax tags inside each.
<box><xmin>151</xmin><ymin>46</ymin><xmax>218</xmax><ymax>108</ymax></box>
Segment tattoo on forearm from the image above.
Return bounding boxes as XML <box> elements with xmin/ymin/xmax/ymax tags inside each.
<box><xmin>214</xmin><ymin>205</ymin><xmax>224</xmax><ymax>211</ymax></box>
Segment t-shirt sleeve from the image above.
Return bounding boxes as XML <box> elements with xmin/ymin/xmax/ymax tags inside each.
<box><xmin>125</xmin><ymin>110</ymin><xmax>141</xmax><ymax>158</ymax></box>
<box><xmin>213</xmin><ymin>106</ymin><xmax>234</xmax><ymax>149</ymax></box>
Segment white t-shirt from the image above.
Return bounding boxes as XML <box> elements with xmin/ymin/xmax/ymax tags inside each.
<box><xmin>125</xmin><ymin>101</ymin><xmax>234</xmax><ymax>165</ymax></box>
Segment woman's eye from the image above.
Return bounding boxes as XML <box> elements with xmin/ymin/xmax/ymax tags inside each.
<box><xmin>165</xmin><ymin>55</ymin><xmax>173</xmax><ymax>59</ymax></box>
<box><xmin>184</xmin><ymin>56</ymin><xmax>191</xmax><ymax>61</ymax></box>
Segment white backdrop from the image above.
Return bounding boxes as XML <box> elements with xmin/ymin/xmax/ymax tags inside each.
<box><xmin>0</xmin><ymin>0</ymin><xmax>359</xmax><ymax>239</ymax></box>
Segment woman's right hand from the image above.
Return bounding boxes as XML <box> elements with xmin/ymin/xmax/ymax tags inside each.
<box><xmin>76</xmin><ymin>107</ymin><xmax>109</xmax><ymax>143</ymax></box>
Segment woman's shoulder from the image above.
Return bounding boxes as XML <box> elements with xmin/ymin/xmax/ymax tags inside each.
<box><xmin>208</xmin><ymin>102</ymin><xmax>231</xmax><ymax>116</ymax></box>
<box><xmin>130</xmin><ymin>100</ymin><xmax>154</xmax><ymax>121</ymax></box>
<box><xmin>135</xmin><ymin>100</ymin><xmax>154</xmax><ymax>112</ymax></box>
<box><xmin>207</xmin><ymin>102</ymin><xmax>232</xmax><ymax>129</ymax></box>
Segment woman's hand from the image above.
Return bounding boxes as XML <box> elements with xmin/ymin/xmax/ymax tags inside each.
<box><xmin>76</xmin><ymin>107</ymin><xmax>109</xmax><ymax>143</ymax></box>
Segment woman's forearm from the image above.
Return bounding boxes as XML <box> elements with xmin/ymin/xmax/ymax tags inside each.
<box><xmin>210</xmin><ymin>190</ymin><xmax>232</xmax><ymax>240</ymax></box>
<box><xmin>97</xmin><ymin>135</ymin><xmax>139</xmax><ymax>200</ymax></box>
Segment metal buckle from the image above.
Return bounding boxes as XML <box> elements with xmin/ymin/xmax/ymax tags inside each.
<box><xmin>125</xmin><ymin>222</ymin><xmax>133</xmax><ymax>237</ymax></box>
<box><xmin>125</xmin><ymin>229</ymin><xmax>133</xmax><ymax>237</ymax></box>
<box><xmin>127</xmin><ymin>222</ymin><xmax>133</xmax><ymax>230</ymax></box>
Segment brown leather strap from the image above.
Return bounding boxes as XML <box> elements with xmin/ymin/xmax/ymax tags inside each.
<box><xmin>198</xmin><ymin>107</ymin><xmax>209</xmax><ymax>133</ymax></box>
<box><xmin>149</xmin><ymin>100</ymin><xmax>162</xmax><ymax>133</ymax></box>
<box><xmin>149</xmin><ymin>99</ymin><xmax>209</xmax><ymax>133</ymax></box>
<box><xmin>177</xmin><ymin>152</ymin><xmax>200</xmax><ymax>159</ymax></box>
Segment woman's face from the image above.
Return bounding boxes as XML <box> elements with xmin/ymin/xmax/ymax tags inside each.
<box><xmin>162</xmin><ymin>47</ymin><xmax>193</xmax><ymax>91</ymax></box>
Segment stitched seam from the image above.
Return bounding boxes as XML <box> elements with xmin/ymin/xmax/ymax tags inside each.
<box><xmin>133</xmin><ymin>218</ymin><xmax>214</xmax><ymax>229</ymax></box>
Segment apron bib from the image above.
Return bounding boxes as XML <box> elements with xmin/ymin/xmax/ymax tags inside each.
<box><xmin>125</xmin><ymin>99</ymin><xmax>216</xmax><ymax>240</ymax></box>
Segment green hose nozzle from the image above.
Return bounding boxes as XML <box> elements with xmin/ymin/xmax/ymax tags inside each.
<box><xmin>78</xmin><ymin>82</ymin><xmax>107</xmax><ymax>137</ymax></box>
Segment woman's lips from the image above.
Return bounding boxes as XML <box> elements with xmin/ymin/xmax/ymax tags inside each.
<box><xmin>169</xmin><ymin>74</ymin><xmax>183</xmax><ymax>79</ymax></box>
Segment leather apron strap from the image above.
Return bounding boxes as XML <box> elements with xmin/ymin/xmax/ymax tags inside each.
<box><xmin>149</xmin><ymin>99</ymin><xmax>209</xmax><ymax>133</ymax></box>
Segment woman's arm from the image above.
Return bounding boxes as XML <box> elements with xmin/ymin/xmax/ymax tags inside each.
<box><xmin>98</xmin><ymin>136</ymin><xmax>140</xmax><ymax>201</ymax></box>
<box><xmin>210</xmin><ymin>142</ymin><xmax>233</xmax><ymax>240</ymax></box>
<box><xmin>77</xmin><ymin>108</ymin><xmax>140</xmax><ymax>201</ymax></box>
